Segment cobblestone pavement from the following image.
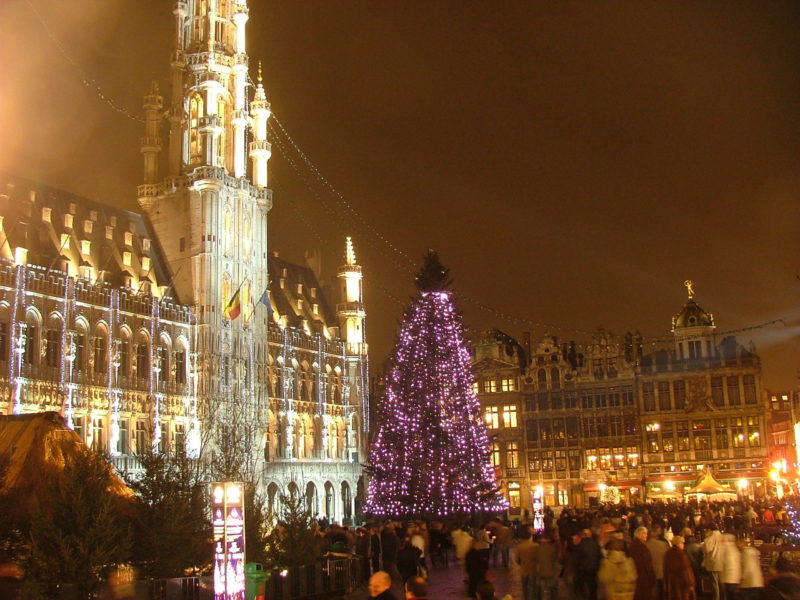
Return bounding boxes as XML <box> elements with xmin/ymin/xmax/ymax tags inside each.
<box><xmin>344</xmin><ymin>549</ymin><xmax>524</xmax><ymax>599</ymax></box>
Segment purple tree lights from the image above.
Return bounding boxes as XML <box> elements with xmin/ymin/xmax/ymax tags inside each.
<box><xmin>365</xmin><ymin>251</ymin><xmax>508</xmax><ymax>518</ymax></box>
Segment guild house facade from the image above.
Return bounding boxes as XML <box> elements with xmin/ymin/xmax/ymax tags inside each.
<box><xmin>474</xmin><ymin>285</ymin><xmax>769</xmax><ymax>513</ymax></box>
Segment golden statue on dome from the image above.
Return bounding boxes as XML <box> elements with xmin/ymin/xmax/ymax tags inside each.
<box><xmin>684</xmin><ymin>279</ymin><xmax>694</xmax><ymax>299</ymax></box>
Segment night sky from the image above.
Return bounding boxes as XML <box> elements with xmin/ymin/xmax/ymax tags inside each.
<box><xmin>2</xmin><ymin>1</ymin><xmax>799</xmax><ymax>387</ymax></box>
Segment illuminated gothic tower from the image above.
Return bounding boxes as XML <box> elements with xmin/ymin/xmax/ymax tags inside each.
<box><xmin>136</xmin><ymin>0</ymin><xmax>271</xmax><ymax>450</ymax></box>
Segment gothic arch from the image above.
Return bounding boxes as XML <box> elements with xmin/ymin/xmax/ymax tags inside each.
<box><xmin>23</xmin><ymin>307</ymin><xmax>42</xmax><ymax>367</ymax></box>
<box><xmin>73</xmin><ymin>316</ymin><xmax>90</xmax><ymax>373</ymax></box>
<box><xmin>44</xmin><ymin>312</ymin><xmax>63</xmax><ymax>369</ymax></box>
<box><xmin>92</xmin><ymin>321</ymin><xmax>109</xmax><ymax>376</ymax></box>
<box><xmin>266</xmin><ymin>482</ymin><xmax>280</xmax><ymax>520</ymax></box>
<box><xmin>117</xmin><ymin>325</ymin><xmax>132</xmax><ymax>378</ymax></box>
<box><xmin>134</xmin><ymin>330</ymin><xmax>151</xmax><ymax>381</ymax></box>
<box><xmin>341</xmin><ymin>481</ymin><xmax>352</xmax><ymax>522</ymax></box>
<box><xmin>323</xmin><ymin>481</ymin><xmax>336</xmax><ymax>521</ymax></box>
<box><xmin>305</xmin><ymin>481</ymin><xmax>319</xmax><ymax>518</ymax></box>
<box><xmin>188</xmin><ymin>92</ymin><xmax>204</xmax><ymax>163</ymax></box>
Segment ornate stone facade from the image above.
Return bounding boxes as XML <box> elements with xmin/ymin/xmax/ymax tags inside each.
<box><xmin>0</xmin><ymin>0</ymin><xmax>368</xmax><ymax>524</ymax></box>
<box><xmin>474</xmin><ymin>291</ymin><xmax>768</xmax><ymax>513</ymax></box>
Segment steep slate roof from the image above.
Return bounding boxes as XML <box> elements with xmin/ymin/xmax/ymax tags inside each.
<box><xmin>0</xmin><ymin>174</ymin><xmax>177</xmax><ymax>301</ymax></box>
<box><xmin>268</xmin><ymin>253</ymin><xmax>338</xmax><ymax>333</ymax></box>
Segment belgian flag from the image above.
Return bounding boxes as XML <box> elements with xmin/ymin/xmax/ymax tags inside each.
<box><xmin>224</xmin><ymin>287</ymin><xmax>242</xmax><ymax>320</ymax></box>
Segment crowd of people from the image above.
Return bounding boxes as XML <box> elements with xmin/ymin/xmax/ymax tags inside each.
<box><xmin>311</xmin><ymin>499</ymin><xmax>799</xmax><ymax>600</ymax></box>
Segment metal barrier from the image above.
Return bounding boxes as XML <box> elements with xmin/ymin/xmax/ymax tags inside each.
<box><xmin>266</xmin><ymin>557</ymin><xmax>366</xmax><ymax>600</ymax></box>
<box><xmin>147</xmin><ymin>557</ymin><xmax>366</xmax><ymax>600</ymax></box>
<box><xmin>149</xmin><ymin>576</ymin><xmax>208</xmax><ymax>600</ymax></box>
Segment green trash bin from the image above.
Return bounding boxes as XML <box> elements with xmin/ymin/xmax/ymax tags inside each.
<box><xmin>245</xmin><ymin>562</ymin><xmax>269</xmax><ymax>600</ymax></box>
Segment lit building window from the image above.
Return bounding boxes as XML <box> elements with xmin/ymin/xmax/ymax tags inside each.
<box><xmin>508</xmin><ymin>481</ymin><xmax>521</xmax><ymax>508</ymax></box>
<box><xmin>747</xmin><ymin>416</ymin><xmax>761</xmax><ymax>447</ymax></box>
<box><xmin>485</xmin><ymin>406</ymin><xmax>499</xmax><ymax>429</ymax></box>
<box><xmin>472</xmin><ymin>381</ymin><xmax>479</xmax><ymax>395</ymax></box>
<box><xmin>506</xmin><ymin>442</ymin><xmax>519</xmax><ymax>468</ymax></box>
<box><xmin>490</xmin><ymin>442</ymin><xmax>501</xmax><ymax>467</ymax></box>
<box><xmin>189</xmin><ymin>94</ymin><xmax>204</xmax><ymax>162</ymax></box>
<box><xmin>483</xmin><ymin>380</ymin><xmax>497</xmax><ymax>393</ymax></box>
<box><xmin>732</xmin><ymin>418</ymin><xmax>745</xmax><ymax>448</ymax></box>
<box><xmin>599</xmin><ymin>450</ymin><xmax>612</xmax><ymax>470</ymax></box>
<box><xmin>502</xmin><ymin>404</ymin><xmax>518</xmax><ymax>428</ymax></box>
<box><xmin>586</xmin><ymin>452</ymin><xmax>598</xmax><ymax>471</ymax></box>
<box><xmin>92</xmin><ymin>418</ymin><xmax>105</xmax><ymax>453</ymax></box>
<box><xmin>501</xmin><ymin>378</ymin><xmax>516</xmax><ymax>392</ymax></box>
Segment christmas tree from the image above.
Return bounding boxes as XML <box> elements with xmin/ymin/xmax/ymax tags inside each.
<box><xmin>780</xmin><ymin>496</ymin><xmax>800</xmax><ymax>545</ymax></box>
<box><xmin>365</xmin><ymin>251</ymin><xmax>508</xmax><ymax>518</ymax></box>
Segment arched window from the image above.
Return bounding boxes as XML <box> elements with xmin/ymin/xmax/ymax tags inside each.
<box><xmin>222</xmin><ymin>207</ymin><xmax>233</xmax><ymax>257</ymax></box>
<box><xmin>550</xmin><ymin>367</ymin><xmax>561</xmax><ymax>390</ymax></box>
<box><xmin>118</xmin><ymin>327</ymin><xmax>131</xmax><ymax>379</ymax></box>
<box><xmin>217</xmin><ymin>98</ymin><xmax>228</xmax><ymax>168</ymax></box>
<box><xmin>23</xmin><ymin>311</ymin><xmax>41</xmax><ymax>366</ymax></box>
<box><xmin>74</xmin><ymin>320</ymin><xmax>88</xmax><ymax>373</ymax></box>
<box><xmin>266</xmin><ymin>482</ymin><xmax>279</xmax><ymax>519</ymax></box>
<box><xmin>174</xmin><ymin>340</ymin><xmax>187</xmax><ymax>385</ymax></box>
<box><xmin>341</xmin><ymin>482</ymin><xmax>352</xmax><ymax>521</ymax></box>
<box><xmin>158</xmin><ymin>334</ymin><xmax>171</xmax><ymax>386</ymax></box>
<box><xmin>92</xmin><ymin>325</ymin><xmax>108</xmax><ymax>376</ymax></box>
<box><xmin>44</xmin><ymin>314</ymin><xmax>63</xmax><ymax>369</ymax></box>
<box><xmin>537</xmin><ymin>368</ymin><xmax>547</xmax><ymax>389</ymax></box>
<box><xmin>295</xmin><ymin>418</ymin><xmax>305</xmax><ymax>460</ymax></box>
<box><xmin>189</xmin><ymin>94</ymin><xmax>204</xmax><ymax>162</ymax></box>
<box><xmin>306</xmin><ymin>482</ymin><xmax>318</xmax><ymax>517</ymax></box>
<box><xmin>242</xmin><ymin>214</ymin><xmax>252</xmax><ymax>260</ymax></box>
<box><xmin>324</xmin><ymin>481</ymin><xmax>335</xmax><ymax>520</ymax></box>
<box><xmin>135</xmin><ymin>333</ymin><xmax>150</xmax><ymax>381</ymax></box>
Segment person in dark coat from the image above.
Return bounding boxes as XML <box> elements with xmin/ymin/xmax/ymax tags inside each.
<box><xmin>630</xmin><ymin>527</ymin><xmax>657</xmax><ymax>600</ymax></box>
<box><xmin>575</xmin><ymin>528</ymin><xmax>602</xmax><ymax>600</ymax></box>
<box><xmin>465</xmin><ymin>534</ymin><xmax>492</xmax><ymax>598</ymax></box>
<box><xmin>369</xmin><ymin>526</ymin><xmax>382</xmax><ymax>575</ymax></box>
<box><xmin>381</xmin><ymin>524</ymin><xmax>400</xmax><ymax>575</ymax></box>
<box><xmin>396</xmin><ymin>537</ymin><xmax>423</xmax><ymax>584</ymax></box>
<box><xmin>682</xmin><ymin>528</ymin><xmax>703</xmax><ymax>590</ymax></box>
<box><xmin>763</xmin><ymin>558</ymin><xmax>800</xmax><ymax>600</ymax></box>
<box><xmin>664</xmin><ymin>536</ymin><xmax>696</xmax><ymax>600</ymax></box>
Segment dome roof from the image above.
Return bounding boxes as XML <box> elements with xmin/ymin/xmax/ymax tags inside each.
<box><xmin>672</xmin><ymin>298</ymin><xmax>714</xmax><ymax>330</ymax></box>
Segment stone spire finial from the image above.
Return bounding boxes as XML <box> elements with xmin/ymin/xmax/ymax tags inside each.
<box><xmin>345</xmin><ymin>237</ymin><xmax>356</xmax><ymax>266</ymax></box>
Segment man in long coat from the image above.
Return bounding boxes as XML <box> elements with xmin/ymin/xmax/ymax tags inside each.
<box><xmin>630</xmin><ymin>527</ymin><xmax>657</xmax><ymax>600</ymax></box>
<box><xmin>664</xmin><ymin>536</ymin><xmax>696</xmax><ymax>600</ymax></box>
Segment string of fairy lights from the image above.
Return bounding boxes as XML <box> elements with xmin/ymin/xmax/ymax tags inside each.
<box><xmin>23</xmin><ymin>0</ymin><xmax>145</xmax><ymax>123</ymax></box>
<box><xmin>25</xmin><ymin>3</ymin><xmax>787</xmax><ymax>348</ymax></box>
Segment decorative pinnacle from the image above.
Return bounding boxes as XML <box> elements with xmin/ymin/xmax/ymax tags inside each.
<box><xmin>345</xmin><ymin>236</ymin><xmax>356</xmax><ymax>266</ymax></box>
<box><xmin>684</xmin><ymin>279</ymin><xmax>694</xmax><ymax>299</ymax></box>
<box><xmin>257</xmin><ymin>61</ymin><xmax>263</xmax><ymax>85</ymax></box>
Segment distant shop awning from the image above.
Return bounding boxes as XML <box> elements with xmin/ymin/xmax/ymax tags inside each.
<box><xmin>685</xmin><ymin>467</ymin><xmax>737</xmax><ymax>501</ymax></box>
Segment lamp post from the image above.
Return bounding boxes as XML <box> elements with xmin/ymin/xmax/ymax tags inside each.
<box><xmin>738</xmin><ymin>478</ymin><xmax>749</xmax><ymax>501</ymax></box>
